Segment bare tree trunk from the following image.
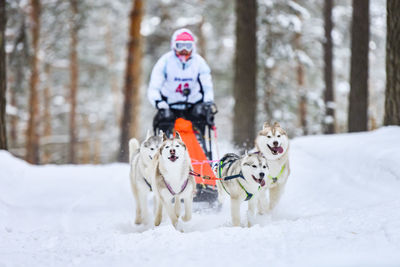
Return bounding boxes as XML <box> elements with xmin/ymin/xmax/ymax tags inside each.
<box><xmin>104</xmin><ymin>15</ymin><xmax>122</xmax><ymax>125</ymax></box>
<box><xmin>9</xmin><ymin>87</ymin><xmax>17</xmax><ymax>146</ymax></box>
<box><xmin>0</xmin><ymin>0</ymin><xmax>7</xmax><ymax>150</ymax></box>
<box><xmin>118</xmin><ymin>0</ymin><xmax>144</xmax><ymax>162</ymax></box>
<box><xmin>384</xmin><ymin>0</ymin><xmax>400</xmax><ymax>126</ymax></box>
<box><xmin>233</xmin><ymin>0</ymin><xmax>257</xmax><ymax>150</ymax></box>
<box><xmin>93</xmin><ymin>120</ymin><xmax>103</xmax><ymax>164</ymax></box>
<box><xmin>81</xmin><ymin>114</ymin><xmax>90</xmax><ymax>164</ymax></box>
<box><xmin>197</xmin><ymin>12</ymin><xmax>207</xmax><ymax>59</ymax></box>
<box><xmin>294</xmin><ymin>30</ymin><xmax>307</xmax><ymax>135</ymax></box>
<box><xmin>26</xmin><ymin>0</ymin><xmax>41</xmax><ymax>163</ymax></box>
<box><xmin>42</xmin><ymin>63</ymin><xmax>52</xmax><ymax>163</ymax></box>
<box><xmin>68</xmin><ymin>0</ymin><xmax>79</xmax><ymax>163</ymax></box>
<box><xmin>348</xmin><ymin>0</ymin><xmax>369</xmax><ymax>132</ymax></box>
<box><xmin>323</xmin><ymin>0</ymin><xmax>336</xmax><ymax>134</ymax></box>
<box><xmin>8</xmin><ymin>20</ymin><xmax>27</xmax><ymax>148</ymax></box>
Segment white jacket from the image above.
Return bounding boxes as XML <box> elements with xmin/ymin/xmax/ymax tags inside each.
<box><xmin>147</xmin><ymin>51</ymin><xmax>214</xmax><ymax>110</ymax></box>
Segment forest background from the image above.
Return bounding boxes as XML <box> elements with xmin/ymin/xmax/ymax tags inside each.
<box><xmin>0</xmin><ymin>0</ymin><xmax>399</xmax><ymax>164</ymax></box>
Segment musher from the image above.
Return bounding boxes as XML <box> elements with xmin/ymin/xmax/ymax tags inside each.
<box><xmin>147</xmin><ymin>28</ymin><xmax>217</xmax><ymax>136</ymax></box>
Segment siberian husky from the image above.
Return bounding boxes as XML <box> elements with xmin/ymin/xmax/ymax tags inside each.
<box><xmin>129</xmin><ymin>130</ymin><xmax>163</xmax><ymax>225</ymax></box>
<box><xmin>216</xmin><ymin>152</ymin><xmax>269</xmax><ymax>227</ymax></box>
<box><xmin>255</xmin><ymin>122</ymin><xmax>290</xmax><ymax>214</ymax></box>
<box><xmin>150</xmin><ymin>132</ymin><xmax>196</xmax><ymax>229</ymax></box>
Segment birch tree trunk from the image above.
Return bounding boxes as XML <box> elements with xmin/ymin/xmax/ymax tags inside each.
<box><xmin>384</xmin><ymin>0</ymin><xmax>400</xmax><ymax>125</ymax></box>
<box><xmin>26</xmin><ymin>0</ymin><xmax>41</xmax><ymax>163</ymax></box>
<box><xmin>118</xmin><ymin>0</ymin><xmax>143</xmax><ymax>162</ymax></box>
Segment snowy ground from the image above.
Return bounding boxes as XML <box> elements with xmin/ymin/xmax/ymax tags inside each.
<box><xmin>1</xmin><ymin>127</ymin><xmax>400</xmax><ymax>267</ymax></box>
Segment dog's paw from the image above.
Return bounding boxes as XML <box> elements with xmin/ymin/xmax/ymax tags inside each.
<box><xmin>134</xmin><ymin>217</ymin><xmax>142</xmax><ymax>225</ymax></box>
<box><xmin>182</xmin><ymin>214</ymin><xmax>192</xmax><ymax>222</ymax></box>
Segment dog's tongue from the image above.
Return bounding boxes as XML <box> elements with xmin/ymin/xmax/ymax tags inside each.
<box><xmin>260</xmin><ymin>179</ymin><xmax>265</xmax><ymax>187</ymax></box>
<box><xmin>277</xmin><ymin>147</ymin><xmax>284</xmax><ymax>154</ymax></box>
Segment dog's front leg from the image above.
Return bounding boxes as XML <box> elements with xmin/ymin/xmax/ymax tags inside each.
<box><xmin>182</xmin><ymin>195</ymin><xmax>193</xmax><ymax>222</ymax></box>
<box><xmin>269</xmin><ymin>183</ymin><xmax>285</xmax><ymax>210</ymax></box>
<box><xmin>132</xmin><ymin>183</ymin><xmax>143</xmax><ymax>225</ymax></box>
<box><xmin>164</xmin><ymin>199</ymin><xmax>179</xmax><ymax>228</ymax></box>
<box><xmin>174</xmin><ymin>196</ymin><xmax>181</xmax><ymax>218</ymax></box>
<box><xmin>141</xmin><ymin>191</ymin><xmax>150</xmax><ymax>224</ymax></box>
<box><xmin>154</xmin><ymin>196</ymin><xmax>163</xmax><ymax>226</ymax></box>
<box><xmin>257</xmin><ymin>187</ymin><xmax>268</xmax><ymax>215</ymax></box>
<box><xmin>247</xmin><ymin>198</ymin><xmax>257</xmax><ymax>227</ymax></box>
<box><xmin>230</xmin><ymin>197</ymin><xmax>241</xmax><ymax>227</ymax></box>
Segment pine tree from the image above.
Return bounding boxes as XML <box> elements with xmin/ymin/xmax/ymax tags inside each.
<box><xmin>119</xmin><ymin>0</ymin><xmax>144</xmax><ymax>162</ymax></box>
<box><xmin>0</xmin><ymin>0</ymin><xmax>7</xmax><ymax>150</ymax></box>
<box><xmin>348</xmin><ymin>0</ymin><xmax>369</xmax><ymax>132</ymax></box>
<box><xmin>233</xmin><ymin>0</ymin><xmax>257</xmax><ymax>150</ymax></box>
<box><xmin>384</xmin><ymin>0</ymin><xmax>400</xmax><ymax>125</ymax></box>
<box><xmin>323</xmin><ymin>0</ymin><xmax>336</xmax><ymax>134</ymax></box>
<box><xmin>26</xmin><ymin>0</ymin><xmax>41</xmax><ymax>163</ymax></box>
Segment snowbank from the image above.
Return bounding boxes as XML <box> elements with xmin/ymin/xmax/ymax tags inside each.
<box><xmin>1</xmin><ymin>127</ymin><xmax>400</xmax><ymax>267</ymax></box>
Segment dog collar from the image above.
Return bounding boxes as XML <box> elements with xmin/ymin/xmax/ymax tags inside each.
<box><xmin>163</xmin><ymin>177</ymin><xmax>189</xmax><ymax>196</ymax></box>
<box><xmin>268</xmin><ymin>164</ymin><xmax>286</xmax><ymax>183</ymax></box>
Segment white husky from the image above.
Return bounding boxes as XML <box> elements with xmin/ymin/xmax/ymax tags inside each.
<box><xmin>255</xmin><ymin>122</ymin><xmax>290</xmax><ymax>214</ymax></box>
<box><xmin>129</xmin><ymin>130</ymin><xmax>163</xmax><ymax>225</ymax></box>
<box><xmin>150</xmin><ymin>132</ymin><xmax>196</xmax><ymax>229</ymax></box>
<box><xmin>216</xmin><ymin>152</ymin><xmax>269</xmax><ymax>227</ymax></box>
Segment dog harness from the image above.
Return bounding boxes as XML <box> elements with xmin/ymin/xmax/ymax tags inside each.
<box><xmin>163</xmin><ymin>177</ymin><xmax>189</xmax><ymax>196</ymax></box>
<box><xmin>217</xmin><ymin>155</ymin><xmax>259</xmax><ymax>201</ymax></box>
<box><xmin>268</xmin><ymin>164</ymin><xmax>286</xmax><ymax>184</ymax></box>
<box><xmin>143</xmin><ymin>177</ymin><xmax>152</xmax><ymax>191</ymax></box>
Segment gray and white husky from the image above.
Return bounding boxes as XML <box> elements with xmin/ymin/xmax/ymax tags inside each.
<box><xmin>216</xmin><ymin>152</ymin><xmax>269</xmax><ymax>227</ymax></box>
<box><xmin>150</xmin><ymin>132</ymin><xmax>196</xmax><ymax>229</ymax></box>
<box><xmin>129</xmin><ymin>130</ymin><xmax>163</xmax><ymax>225</ymax></box>
<box><xmin>255</xmin><ymin>122</ymin><xmax>290</xmax><ymax>214</ymax></box>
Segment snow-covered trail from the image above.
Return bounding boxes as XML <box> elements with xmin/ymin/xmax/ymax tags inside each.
<box><xmin>1</xmin><ymin>127</ymin><xmax>400</xmax><ymax>267</ymax></box>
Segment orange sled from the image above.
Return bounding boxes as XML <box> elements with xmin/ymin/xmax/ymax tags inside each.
<box><xmin>174</xmin><ymin>118</ymin><xmax>217</xmax><ymax>186</ymax></box>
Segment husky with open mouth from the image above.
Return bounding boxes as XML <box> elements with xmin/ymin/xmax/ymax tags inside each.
<box><xmin>150</xmin><ymin>132</ymin><xmax>196</xmax><ymax>229</ymax></box>
<box><xmin>216</xmin><ymin>152</ymin><xmax>269</xmax><ymax>227</ymax></box>
<box><xmin>129</xmin><ymin>130</ymin><xmax>164</xmax><ymax>225</ymax></box>
<box><xmin>255</xmin><ymin>122</ymin><xmax>290</xmax><ymax>214</ymax></box>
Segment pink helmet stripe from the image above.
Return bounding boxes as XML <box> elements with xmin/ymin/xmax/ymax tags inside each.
<box><xmin>175</xmin><ymin>32</ymin><xmax>194</xmax><ymax>42</ymax></box>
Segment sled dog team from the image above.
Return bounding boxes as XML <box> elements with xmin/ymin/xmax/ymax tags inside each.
<box><xmin>129</xmin><ymin>122</ymin><xmax>290</xmax><ymax>229</ymax></box>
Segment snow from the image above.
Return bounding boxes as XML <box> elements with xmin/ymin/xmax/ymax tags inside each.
<box><xmin>1</xmin><ymin>127</ymin><xmax>400</xmax><ymax>267</ymax></box>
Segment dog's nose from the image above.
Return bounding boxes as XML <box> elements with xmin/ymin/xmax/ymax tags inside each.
<box><xmin>259</xmin><ymin>172</ymin><xmax>265</xmax><ymax>178</ymax></box>
<box><xmin>170</xmin><ymin>149</ymin><xmax>175</xmax><ymax>154</ymax></box>
<box><xmin>273</xmin><ymin>141</ymin><xmax>278</xmax><ymax>146</ymax></box>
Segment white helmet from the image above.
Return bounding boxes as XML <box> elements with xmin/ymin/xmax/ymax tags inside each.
<box><xmin>170</xmin><ymin>28</ymin><xmax>196</xmax><ymax>62</ymax></box>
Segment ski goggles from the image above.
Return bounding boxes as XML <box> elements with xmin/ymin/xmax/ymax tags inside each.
<box><xmin>174</xmin><ymin>41</ymin><xmax>193</xmax><ymax>51</ymax></box>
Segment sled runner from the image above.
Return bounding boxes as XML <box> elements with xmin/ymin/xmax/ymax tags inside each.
<box><xmin>153</xmin><ymin>101</ymin><xmax>218</xmax><ymax>202</ymax></box>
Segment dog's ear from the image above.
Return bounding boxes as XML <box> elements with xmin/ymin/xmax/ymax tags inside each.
<box><xmin>175</xmin><ymin>131</ymin><xmax>182</xmax><ymax>140</ymax></box>
<box><xmin>162</xmin><ymin>132</ymin><xmax>168</xmax><ymax>141</ymax></box>
<box><xmin>146</xmin><ymin>129</ymin><xmax>151</xmax><ymax>139</ymax></box>
<box><xmin>262</xmin><ymin>122</ymin><xmax>270</xmax><ymax>130</ymax></box>
<box><xmin>273</xmin><ymin>122</ymin><xmax>280</xmax><ymax>128</ymax></box>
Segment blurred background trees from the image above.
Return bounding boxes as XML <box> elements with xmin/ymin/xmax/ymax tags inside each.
<box><xmin>1</xmin><ymin>0</ymin><xmax>395</xmax><ymax>164</ymax></box>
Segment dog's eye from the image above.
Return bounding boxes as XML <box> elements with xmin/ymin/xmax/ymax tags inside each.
<box><xmin>165</xmin><ymin>146</ymin><xmax>169</xmax><ymax>149</ymax></box>
<box><xmin>263</xmin><ymin>165</ymin><xmax>267</xmax><ymax>169</ymax></box>
<box><xmin>277</xmin><ymin>135</ymin><xmax>281</xmax><ymax>138</ymax></box>
<box><xmin>175</xmin><ymin>145</ymin><xmax>180</xmax><ymax>148</ymax></box>
<box><xmin>267</xmin><ymin>135</ymin><xmax>272</xmax><ymax>138</ymax></box>
<box><xmin>252</xmin><ymin>165</ymin><xmax>257</xmax><ymax>168</ymax></box>
<box><xmin>150</xmin><ymin>148</ymin><xmax>154</xmax><ymax>151</ymax></box>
